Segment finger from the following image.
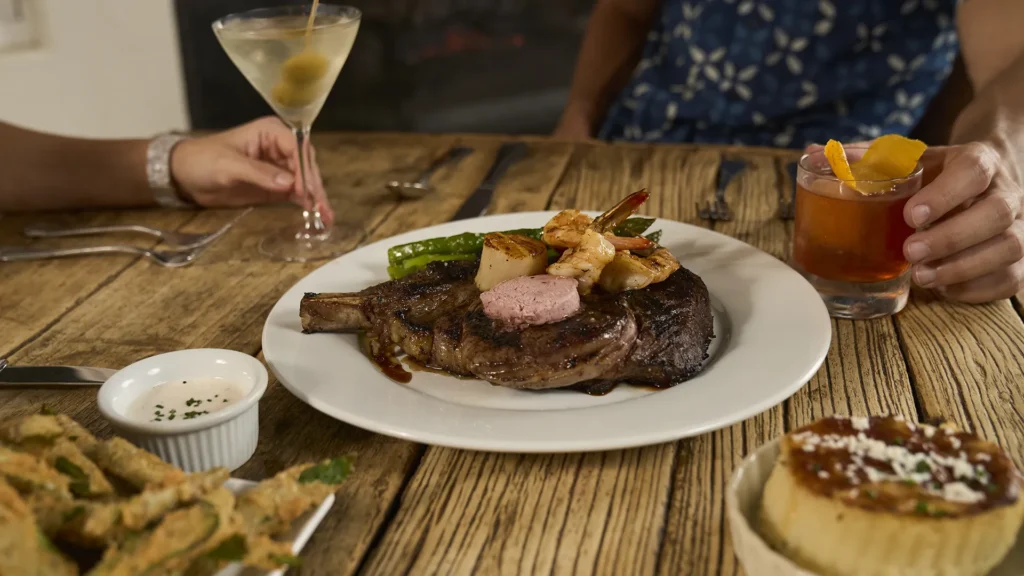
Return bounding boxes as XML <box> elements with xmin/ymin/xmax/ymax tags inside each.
<box><xmin>218</xmin><ymin>155</ymin><xmax>295</xmax><ymax>194</ymax></box>
<box><xmin>904</xmin><ymin>184</ymin><xmax>1020</xmax><ymax>263</ymax></box>
<box><xmin>903</xmin><ymin>142</ymin><xmax>998</xmax><ymax>228</ymax></box>
<box><xmin>938</xmin><ymin>260</ymin><xmax>1024</xmax><ymax>304</ymax></box>
<box><xmin>912</xmin><ymin>219</ymin><xmax>1024</xmax><ymax>287</ymax></box>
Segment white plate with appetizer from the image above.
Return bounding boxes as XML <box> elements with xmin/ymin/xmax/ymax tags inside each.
<box><xmin>263</xmin><ymin>190</ymin><xmax>832</xmax><ymax>452</ymax></box>
<box><xmin>0</xmin><ymin>411</ymin><xmax>350</xmax><ymax>575</ymax></box>
<box><xmin>728</xmin><ymin>415</ymin><xmax>1024</xmax><ymax>576</ymax></box>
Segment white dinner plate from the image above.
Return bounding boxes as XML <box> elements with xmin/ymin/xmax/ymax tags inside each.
<box><xmin>263</xmin><ymin>212</ymin><xmax>831</xmax><ymax>453</ymax></box>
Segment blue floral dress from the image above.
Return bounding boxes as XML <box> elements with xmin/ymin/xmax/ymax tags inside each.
<box><xmin>599</xmin><ymin>0</ymin><xmax>960</xmax><ymax>148</ymax></box>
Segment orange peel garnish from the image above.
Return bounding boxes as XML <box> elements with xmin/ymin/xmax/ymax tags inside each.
<box><xmin>824</xmin><ymin>140</ymin><xmax>855</xmax><ymax>182</ymax></box>
<box><xmin>823</xmin><ymin>136</ymin><xmax>927</xmax><ymax>195</ymax></box>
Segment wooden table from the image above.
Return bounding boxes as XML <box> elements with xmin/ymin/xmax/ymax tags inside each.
<box><xmin>2</xmin><ymin>133</ymin><xmax>1022</xmax><ymax>575</ymax></box>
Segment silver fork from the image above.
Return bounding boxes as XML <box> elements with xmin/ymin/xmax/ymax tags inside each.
<box><xmin>24</xmin><ymin>207</ymin><xmax>252</xmax><ymax>249</ymax></box>
<box><xmin>0</xmin><ymin>245</ymin><xmax>202</xmax><ymax>267</ymax></box>
<box><xmin>697</xmin><ymin>159</ymin><xmax>744</xmax><ymax>221</ymax></box>
<box><xmin>776</xmin><ymin>161</ymin><xmax>798</xmax><ymax>220</ymax></box>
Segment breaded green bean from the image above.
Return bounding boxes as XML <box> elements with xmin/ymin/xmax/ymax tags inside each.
<box><xmin>93</xmin><ymin>438</ymin><xmax>185</xmax><ymax>489</ymax></box>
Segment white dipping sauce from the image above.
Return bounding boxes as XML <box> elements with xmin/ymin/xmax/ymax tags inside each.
<box><xmin>127</xmin><ymin>377</ymin><xmax>246</xmax><ymax>423</ymax></box>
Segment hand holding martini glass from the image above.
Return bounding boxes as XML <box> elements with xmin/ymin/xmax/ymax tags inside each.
<box><xmin>213</xmin><ymin>2</ymin><xmax>361</xmax><ymax>262</ymax></box>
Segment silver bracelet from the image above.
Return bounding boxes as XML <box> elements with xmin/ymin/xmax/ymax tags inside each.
<box><xmin>146</xmin><ymin>133</ymin><xmax>194</xmax><ymax>208</ymax></box>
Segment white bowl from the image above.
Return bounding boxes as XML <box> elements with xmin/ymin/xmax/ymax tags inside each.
<box><xmin>97</xmin><ymin>349</ymin><xmax>267</xmax><ymax>473</ymax></box>
<box><xmin>727</xmin><ymin>439</ymin><xmax>1024</xmax><ymax>576</ymax></box>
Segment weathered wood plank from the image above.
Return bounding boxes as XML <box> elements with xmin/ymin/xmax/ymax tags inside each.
<box><xmin>0</xmin><ymin>209</ymin><xmax>195</xmax><ymax>356</ymax></box>
<box><xmin>895</xmin><ymin>293</ymin><xmax>1024</xmax><ymax>469</ymax></box>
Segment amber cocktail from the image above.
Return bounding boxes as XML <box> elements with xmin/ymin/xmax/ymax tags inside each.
<box><xmin>792</xmin><ymin>145</ymin><xmax>922</xmax><ymax>319</ymax></box>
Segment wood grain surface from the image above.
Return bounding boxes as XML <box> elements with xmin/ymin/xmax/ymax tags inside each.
<box><xmin>1</xmin><ymin>134</ymin><xmax>1020</xmax><ymax>576</ymax></box>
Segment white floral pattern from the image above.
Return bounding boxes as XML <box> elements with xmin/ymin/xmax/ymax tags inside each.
<box><xmin>599</xmin><ymin>0</ymin><xmax>959</xmax><ymax>148</ymax></box>
<box><xmin>766</xmin><ymin>28</ymin><xmax>809</xmax><ymax>75</ymax></box>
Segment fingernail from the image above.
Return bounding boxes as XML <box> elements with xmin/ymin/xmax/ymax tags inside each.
<box><xmin>906</xmin><ymin>241</ymin><xmax>930</xmax><ymax>262</ymax></box>
<box><xmin>911</xmin><ymin>205</ymin><xmax>930</xmax><ymax>227</ymax></box>
<box><xmin>914</xmin><ymin>265</ymin><xmax>936</xmax><ymax>287</ymax></box>
<box><xmin>275</xmin><ymin>173</ymin><xmax>294</xmax><ymax>187</ymax></box>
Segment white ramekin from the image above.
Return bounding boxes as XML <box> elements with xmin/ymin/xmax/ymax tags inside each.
<box><xmin>97</xmin><ymin>348</ymin><xmax>267</xmax><ymax>473</ymax></box>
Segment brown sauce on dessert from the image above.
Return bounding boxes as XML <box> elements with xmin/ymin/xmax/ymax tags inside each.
<box><xmin>784</xmin><ymin>415</ymin><xmax>1021</xmax><ymax>517</ymax></box>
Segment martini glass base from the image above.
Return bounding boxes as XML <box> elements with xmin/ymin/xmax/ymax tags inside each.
<box><xmin>258</xmin><ymin>222</ymin><xmax>360</xmax><ymax>262</ymax></box>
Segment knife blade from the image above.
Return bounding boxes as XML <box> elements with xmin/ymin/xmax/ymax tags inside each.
<box><xmin>450</xmin><ymin>142</ymin><xmax>528</xmax><ymax>221</ymax></box>
<box><xmin>0</xmin><ymin>365</ymin><xmax>117</xmax><ymax>386</ymax></box>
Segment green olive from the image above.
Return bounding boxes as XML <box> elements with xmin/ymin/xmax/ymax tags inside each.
<box><xmin>281</xmin><ymin>51</ymin><xmax>329</xmax><ymax>85</ymax></box>
<box><xmin>271</xmin><ymin>80</ymin><xmax>321</xmax><ymax>108</ymax></box>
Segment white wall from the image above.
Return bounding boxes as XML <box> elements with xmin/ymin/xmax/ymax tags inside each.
<box><xmin>0</xmin><ymin>0</ymin><xmax>189</xmax><ymax>139</ymax></box>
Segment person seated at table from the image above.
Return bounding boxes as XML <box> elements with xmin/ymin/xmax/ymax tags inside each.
<box><xmin>554</xmin><ymin>0</ymin><xmax>1024</xmax><ymax>305</ymax></box>
<box><xmin>0</xmin><ymin>116</ymin><xmax>334</xmax><ymax>224</ymax></box>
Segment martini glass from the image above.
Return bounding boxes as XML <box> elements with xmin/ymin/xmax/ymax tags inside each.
<box><xmin>213</xmin><ymin>4</ymin><xmax>361</xmax><ymax>262</ymax></box>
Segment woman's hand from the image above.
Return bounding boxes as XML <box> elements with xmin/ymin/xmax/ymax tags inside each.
<box><xmin>902</xmin><ymin>141</ymin><xmax>1024</xmax><ymax>303</ymax></box>
<box><xmin>169</xmin><ymin>116</ymin><xmax>334</xmax><ymax>225</ymax></box>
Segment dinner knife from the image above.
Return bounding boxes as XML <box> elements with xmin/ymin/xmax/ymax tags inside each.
<box><xmin>0</xmin><ymin>364</ymin><xmax>117</xmax><ymax>386</ymax></box>
<box><xmin>450</xmin><ymin>142</ymin><xmax>528</xmax><ymax>221</ymax></box>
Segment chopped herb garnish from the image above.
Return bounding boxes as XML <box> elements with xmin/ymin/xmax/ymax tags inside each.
<box><xmin>986</xmin><ymin>483</ymin><xmax>999</xmax><ymax>494</ymax></box>
<box><xmin>892</xmin><ymin>437</ymin><xmax>905</xmax><ymax>446</ymax></box>
<box><xmin>168</xmin><ymin>415</ymin><xmax>176</xmax><ymax>420</ymax></box>
<box><xmin>223</xmin><ymin>399</ymin><xmax>229</xmax><ymax>403</ymax></box>
<box><xmin>915</xmin><ymin>501</ymin><xmax>929</xmax><ymax>514</ymax></box>
<box><xmin>215</xmin><ymin>395</ymin><xmax>219</xmax><ymax>398</ymax></box>
<box><xmin>810</xmin><ymin>463</ymin><xmax>822</xmax><ymax>472</ymax></box>
<box><xmin>915</xmin><ymin>461</ymin><xmax>931</xmax><ymax>473</ymax></box>
<box><xmin>902</xmin><ymin>479</ymin><xmax>916</xmax><ymax>486</ymax></box>
<box><xmin>155</xmin><ymin>404</ymin><xmax>164</xmax><ymax>409</ymax></box>
<box><xmin>298</xmin><ymin>457</ymin><xmax>352</xmax><ymax>485</ymax></box>
<box><xmin>865</xmin><ymin>490</ymin><xmax>878</xmax><ymax>499</ymax></box>
<box><xmin>183</xmin><ymin>411</ymin><xmax>210</xmax><ymax>420</ymax></box>
<box><xmin>68</xmin><ymin>435</ymin><xmax>78</xmax><ymax>442</ymax></box>
<box><xmin>40</xmin><ymin>405</ymin><xmax>56</xmax><ymax>416</ymax></box>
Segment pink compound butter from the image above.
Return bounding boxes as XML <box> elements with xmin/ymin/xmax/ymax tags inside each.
<box><xmin>480</xmin><ymin>275</ymin><xmax>580</xmax><ymax>327</ymax></box>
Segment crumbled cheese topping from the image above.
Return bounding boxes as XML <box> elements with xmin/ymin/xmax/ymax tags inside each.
<box><xmin>791</xmin><ymin>426</ymin><xmax>991</xmax><ymax>505</ymax></box>
<box><xmin>851</xmin><ymin>416</ymin><xmax>870</xmax><ymax>431</ymax></box>
<box><xmin>923</xmin><ymin>426</ymin><xmax>936</xmax><ymax>439</ymax></box>
<box><xmin>943</xmin><ymin>482</ymin><xmax>985</xmax><ymax>504</ymax></box>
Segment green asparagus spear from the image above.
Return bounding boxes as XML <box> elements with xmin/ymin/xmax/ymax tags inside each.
<box><xmin>386</xmin><ymin>218</ymin><xmax>654</xmax><ymax>267</ymax></box>
<box><xmin>387</xmin><ymin>253</ymin><xmax>479</xmax><ymax>280</ymax></box>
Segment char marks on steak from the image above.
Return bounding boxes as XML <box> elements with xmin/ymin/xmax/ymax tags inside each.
<box><xmin>300</xmin><ymin>259</ymin><xmax>714</xmax><ymax>391</ymax></box>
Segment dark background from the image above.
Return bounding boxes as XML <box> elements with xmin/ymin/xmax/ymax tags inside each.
<box><xmin>174</xmin><ymin>0</ymin><xmax>591</xmax><ymax>134</ymax></box>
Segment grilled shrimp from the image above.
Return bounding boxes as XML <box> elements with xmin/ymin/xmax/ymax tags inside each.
<box><xmin>546</xmin><ymin>228</ymin><xmax>616</xmax><ymax>294</ymax></box>
<box><xmin>597</xmin><ymin>248</ymin><xmax>681</xmax><ymax>293</ymax></box>
<box><xmin>542</xmin><ymin>210</ymin><xmax>592</xmax><ymax>249</ymax></box>
<box><xmin>542</xmin><ymin>208</ymin><xmax>653</xmax><ymax>251</ymax></box>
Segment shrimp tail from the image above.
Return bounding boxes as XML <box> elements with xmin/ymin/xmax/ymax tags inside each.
<box><xmin>592</xmin><ymin>189</ymin><xmax>650</xmax><ymax>233</ymax></box>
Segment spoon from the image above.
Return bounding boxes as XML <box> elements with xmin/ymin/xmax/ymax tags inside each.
<box><xmin>387</xmin><ymin>146</ymin><xmax>473</xmax><ymax>199</ymax></box>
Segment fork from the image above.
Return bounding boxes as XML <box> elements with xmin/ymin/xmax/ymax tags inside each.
<box><xmin>776</xmin><ymin>161</ymin><xmax>798</xmax><ymax>220</ymax></box>
<box><xmin>24</xmin><ymin>207</ymin><xmax>253</xmax><ymax>249</ymax></box>
<box><xmin>0</xmin><ymin>245</ymin><xmax>202</xmax><ymax>267</ymax></box>
<box><xmin>697</xmin><ymin>159</ymin><xmax>744</xmax><ymax>221</ymax></box>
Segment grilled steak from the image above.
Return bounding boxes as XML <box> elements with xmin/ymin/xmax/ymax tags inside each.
<box><xmin>300</xmin><ymin>259</ymin><xmax>714</xmax><ymax>391</ymax></box>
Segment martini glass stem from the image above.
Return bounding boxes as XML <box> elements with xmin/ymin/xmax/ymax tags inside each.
<box><xmin>293</xmin><ymin>126</ymin><xmax>327</xmax><ymax>238</ymax></box>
